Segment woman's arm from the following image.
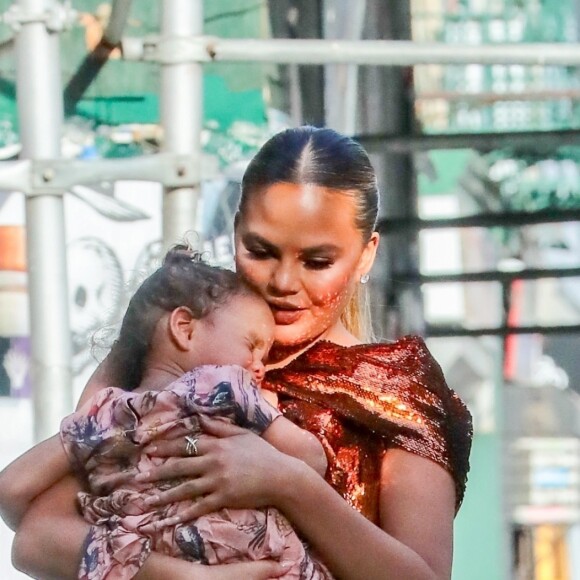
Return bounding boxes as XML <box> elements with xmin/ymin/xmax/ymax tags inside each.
<box><xmin>140</xmin><ymin>418</ymin><xmax>455</xmax><ymax>580</ymax></box>
<box><xmin>9</xmin><ymin>360</ymin><xmax>289</xmax><ymax>579</ymax></box>
<box><xmin>12</xmin><ymin>471</ymin><xmax>287</xmax><ymax>580</ymax></box>
<box><xmin>273</xmin><ymin>447</ymin><xmax>455</xmax><ymax>580</ymax></box>
<box><xmin>12</xmin><ymin>474</ymin><xmax>89</xmax><ymax>579</ymax></box>
<box><xmin>0</xmin><ymin>434</ymin><xmax>70</xmax><ymax>530</ymax></box>
<box><xmin>0</xmin><ymin>355</ymin><xmax>113</xmax><ymax>531</ymax></box>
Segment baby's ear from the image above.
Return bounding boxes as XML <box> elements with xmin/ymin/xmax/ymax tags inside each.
<box><xmin>168</xmin><ymin>306</ymin><xmax>196</xmax><ymax>351</ymax></box>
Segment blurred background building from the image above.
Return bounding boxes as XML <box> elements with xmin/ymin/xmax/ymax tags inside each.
<box><xmin>1</xmin><ymin>1</ymin><xmax>580</xmax><ymax>579</ymax></box>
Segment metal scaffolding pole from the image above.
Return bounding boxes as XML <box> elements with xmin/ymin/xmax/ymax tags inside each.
<box><xmin>64</xmin><ymin>0</ymin><xmax>133</xmax><ymax>115</ymax></box>
<box><xmin>161</xmin><ymin>0</ymin><xmax>203</xmax><ymax>249</ymax></box>
<box><xmin>205</xmin><ymin>39</ymin><xmax>580</xmax><ymax>66</ymax></box>
<box><xmin>103</xmin><ymin>0</ymin><xmax>133</xmax><ymax>46</ymax></box>
<box><xmin>15</xmin><ymin>0</ymin><xmax>72</xmax><ymax>441</ymax></box>
<box><xmin>355</xmin><ymin>128</ymin><xmax>580</xmax><ymax>154</ymax></box>
<box><xmin>125</xmin><ymin>37</ymin><xmax>580</xmax><ymax>66</ymax></box>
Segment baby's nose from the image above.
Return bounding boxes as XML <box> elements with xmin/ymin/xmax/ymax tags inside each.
<box><xmin>251</xmin><ymin>360</ymin><xmax>266</xmax><ymax>385</ymax></box>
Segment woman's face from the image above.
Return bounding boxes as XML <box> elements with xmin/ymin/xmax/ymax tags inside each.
<box><xmin>234</xmin><ymin>182</ymin><xmax>378</xmax><ymax>347</ymax></box>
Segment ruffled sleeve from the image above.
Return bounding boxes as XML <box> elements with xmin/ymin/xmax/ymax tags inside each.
<box><xmin>60</xmin><ymin>386</ymin><xmax>130</xmax><ymax>477</ymax></box>
<box><xmin>174</xmin><ymin>364</ymin><xmax>282</xmax><ymax>435</ymax></box>
<box><xmin>61</xmin><ymin>366</ymin><xmax>282</xmax><ymax>481</ymax></box>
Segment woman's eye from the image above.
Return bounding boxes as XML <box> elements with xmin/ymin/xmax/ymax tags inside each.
<box><xmin>247</xmin><ymin>248</ymin><xmax>272</xmax><ymax>260</ymax></box>
<box><xmin>304</xmin><ymin>259</ymin><xmax>333</xmax><ymax>270</ymax></box>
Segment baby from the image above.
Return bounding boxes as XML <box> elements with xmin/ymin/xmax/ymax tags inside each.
<box><xmin>58</xmin><ymin>246</ymin><xmax>331</xmax><ymax>579</ymax></box>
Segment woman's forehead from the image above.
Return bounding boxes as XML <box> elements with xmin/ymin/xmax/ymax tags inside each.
<box><xmin>238</xmin><ymin>182</ymin><xmax>361</xmax><ymax>239</ymax></box>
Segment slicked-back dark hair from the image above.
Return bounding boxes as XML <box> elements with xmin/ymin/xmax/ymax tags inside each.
<box><xmin>239</xmin><ymin>126</ymin><xmax>378</xmax><ymax>242</ymax></box>
<box><xmin>108</xmin><ymin>244</ymin><xmax>256</xmax><ymax>391</ymax></box>
<box><xmin>237</xmin><ymin>126</ymin><xmax>379</xmax><ymax>341</ymax></box>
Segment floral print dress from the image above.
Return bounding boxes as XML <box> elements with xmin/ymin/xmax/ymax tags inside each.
<box><xmin>60</xmin><ymin>364</ymin><xmax>331</xmax><ymax>580</ymax></box>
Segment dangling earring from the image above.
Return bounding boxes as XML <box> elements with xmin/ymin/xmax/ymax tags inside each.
<box><xmin>360</xmin><ymin>273</ymin><xmax>370</xmax><ymax>284</ymax></box>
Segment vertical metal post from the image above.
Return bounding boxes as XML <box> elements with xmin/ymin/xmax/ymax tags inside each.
<box><xmin>358</xmin><ymin>0</ymin><xmax>424</xmax><ymax>339</ymax></box>
<box><xmin>267</xmin><ymin>0</ymin><xmax>325</xmax><ymax>127</ymax></box>
<box><xmin>16</xmin><ymin>0</ymin><xmax>72</xmax><ymax>441</ymax></box>
<box><xmin>161</xmin><ymin>0</ymin><xmax>203</xmax><ymax>249</ymax></box>
<box><xmin>323</xmin><ymin>0</ymin><xmax>367</xmax><ymax>134</ymax></box>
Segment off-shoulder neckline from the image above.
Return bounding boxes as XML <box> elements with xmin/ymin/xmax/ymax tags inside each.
<box><xmin>304</xmin><ymin>334</ymin><xmax>422</xmax><ymax>351</ymax></box>
<box><xmin>267</xmin><ymin>335</ymin><xmax>425</xmax><ymax>371</ymax></box>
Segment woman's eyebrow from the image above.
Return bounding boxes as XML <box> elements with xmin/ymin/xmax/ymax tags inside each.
<box><xmin>242</xmin><ymin>233</ymin><xmax>340</xmax><ymax>256</ymax></box>
<box><xmin>301</xmin><ymin>245</ymin><xmax>340</xmax><ymax>256</ymax></box>
<box><xmin>242</xmin><ymin>232</ymin><xmax>278</xmax><ymax>251</ymax></box>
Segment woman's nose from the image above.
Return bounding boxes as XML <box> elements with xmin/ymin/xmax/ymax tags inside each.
<box><xmin>269</xmin><ymin>262</ymin><xmax>299</xmax><ymax>295</ymax></box>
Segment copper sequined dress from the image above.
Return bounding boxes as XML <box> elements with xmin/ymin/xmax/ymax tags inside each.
<box><xmin>263</xmin><ymin>336</ymin><xmax>473</xmax><ymax>522</ymax></box>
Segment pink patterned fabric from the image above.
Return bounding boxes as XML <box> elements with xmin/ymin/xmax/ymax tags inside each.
<box><xmin>61</xmin><ymin>365</ymin><xmax>331</xmax><ymax>580</ymax></box>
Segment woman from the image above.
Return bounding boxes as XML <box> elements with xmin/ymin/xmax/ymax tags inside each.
<box><xmin>3</xmin><ymin>126</ymin><xmax>472</xmax><ymax>580</ymax></box>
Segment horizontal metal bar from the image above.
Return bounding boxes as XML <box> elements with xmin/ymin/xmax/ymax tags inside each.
<box><xmin>124</xmin><ymin>36</ymin><xmax>580</xmax><ymax>66</ymax></box>
<box><xmin>398</xmin><ymin>267</ymin><xmax>580</xmax><ymax>284</ymax></box>
<box><xmin>31</xmin><ymin>154</ymin><xmax>206</xmax><ymax>193</ymax></box>
<box><xmin>355</xmin><ymin>129</ymin><xmax>580</xmax><ymax>153</ymax></box>
<box><xmin>417</xmin><ymin>89</ymin><xmax>580</xmax><ymax>103</ymax></box>
<box><xmin>378</xmin><ymin>209</ymin><xmax>580</xmax><ymax>232</ymax></box>
<box><xmin>0</xmin><ymin>159</ymin><xmax>31</xmax><ymax>191</ymax></box>
<box><xmin>0</xmin><ymin>153</ymin><xmax>218</xmax><ymax>194</ymax></box>
<box><xmin>0</xmin><ymin>36</ymin><xmax>14</xmax><ymax>56</ymax></box>
<box><xmin>208</xmin><ymin>39</ymin><xmax>580</xmax><ymax>66</ymax></box>
<box><xmin>2</xmin><ymin>1</ymin><xmax>77</xmax><ymax>32</ymax></box>
<box><xmin>426</xmin><ymin>324</ymin><xmax>580</xmax><ymax>338</ymax></box>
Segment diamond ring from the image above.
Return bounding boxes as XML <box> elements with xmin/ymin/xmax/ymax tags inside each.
<box><xmin>184</xmin><ymin>435</ymin><xmax>199</xmax><ymax>457</ymax></box>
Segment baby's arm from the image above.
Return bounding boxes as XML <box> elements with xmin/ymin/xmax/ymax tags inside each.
<box><xmin>261</xmin><ymin>416</ymin><xmax>328</xmax><ymax>477</ymax></box>
<box><xmin>0</xmin><ymin>434</ymin><xmax>71</xmax><ymax>530</ymax></box>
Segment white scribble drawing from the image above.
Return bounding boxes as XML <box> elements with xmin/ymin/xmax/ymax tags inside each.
<box><xmin>68</xmin><ymin>237</ymin><xmax>125</xmax><ymax>374</ymax></box>
<box><xmin>3</xmin><ymin>347</ymin><xmax>28</xmax><ymax>392</ymax></box>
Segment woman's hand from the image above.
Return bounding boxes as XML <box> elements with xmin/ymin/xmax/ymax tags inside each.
<box><xmin>138</xmin><ymin>555</ymin><xmax>289</xmax><ymax>580</ymax></box>
<box><xmin>197</xmin><ymin>561</ymin><xmax>290</xmax><ymax>580</ymax></box>
<box><xmin>136</xmin><ymin>416</ymin><xmax>299</xmax><ymax>530</ymax></box>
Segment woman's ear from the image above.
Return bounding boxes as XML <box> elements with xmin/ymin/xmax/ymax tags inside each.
<box><xmin>356</xmin><ymin>232</ymin><xmax>380</xmax><ymax>280</ymax></box>
<box><xmin>168</xmin><ymin>307</ymin><xmax>196</xmax><ymax>351</ymax></box>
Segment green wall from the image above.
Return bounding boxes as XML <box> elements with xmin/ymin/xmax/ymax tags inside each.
<box><xmin>453</xmin><ymin>434</ymin><xmax>508</xmax><ymax>580</ymax></box>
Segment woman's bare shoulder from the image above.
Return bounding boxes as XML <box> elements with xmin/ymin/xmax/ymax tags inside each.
<box><xmin>76</xmin><ymin>358</ymin><xmax>112</xmax><ymax>409</ymax></box>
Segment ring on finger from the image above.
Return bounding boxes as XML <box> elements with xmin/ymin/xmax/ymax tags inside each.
<box><xmin>184</xmin><ymin>435</ymin><xmax>199</xmax><ymax>457</ymax></box>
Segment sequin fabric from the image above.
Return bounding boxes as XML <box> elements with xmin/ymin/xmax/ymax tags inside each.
<box><xmin>263</xmin><ymin>336</ymin><xmax>473</xmax><ymax>522</ymax></box>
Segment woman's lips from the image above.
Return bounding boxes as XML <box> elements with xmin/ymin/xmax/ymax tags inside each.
<box><xmin>271</xmin><ymin>307</ymin><xmax>304</xmax><ymax>325</ymax></box>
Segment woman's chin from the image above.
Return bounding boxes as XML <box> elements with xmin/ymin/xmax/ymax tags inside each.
<box><xmin>272</xmin><ymin>321</ymin><xmax>332</xmax><ymax>353</ymax></box>
<box><xmin>273</xmin><ymin>323</ymin><xmax>316</xmax><ymax>348</ymax></box>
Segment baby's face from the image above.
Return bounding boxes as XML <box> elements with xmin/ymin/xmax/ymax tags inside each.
<box><xmin>193</xmin><ymin>293</ymin><xmax>275</xmax><ymax>385</ymax></box>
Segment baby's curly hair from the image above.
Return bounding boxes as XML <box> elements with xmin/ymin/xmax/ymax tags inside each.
<box><xmin>107</xmin><ymin>244</ymin><xmax>257</xmax><ymax>391</ymax></box>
